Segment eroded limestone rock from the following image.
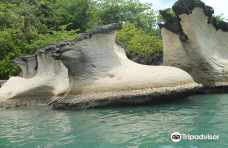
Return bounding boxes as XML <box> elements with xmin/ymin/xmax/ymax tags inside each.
<box><xmin>13</xmin><ymin>55</ymin><xmax>37</xmax><ymax>79</ymax></box>
<box><xmin>159</xmin><ymin>0</ymin><xmax>228</xmax><ymax>85</ymax></box>
<box><xmin>0</xmin><ymin>51</ymin><xmax>69</xmax><ymax>101</ymax></box>
<box><xmin>56</xmin><ymin>24</ymin><xmax>196</xmax><ymax>96</ymax></box>
<box><xmin>0</xmin><ymin>23</ymin><xmax>199</xmax><ymax>109</ymax></box>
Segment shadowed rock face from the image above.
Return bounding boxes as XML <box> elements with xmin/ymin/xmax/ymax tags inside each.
<box><xmin>0</xmin><ymin>80</ymin><xmax>7</xmax><ymax>88</ymax></box>
<box><xmin>159</xmin><ymin>0</ymin><xmax>228</xmax><ymax>85</ymax></box>
<box><xmin>128</xmin><ymin>51</ymin><xmax>163</xmax><ymax>66</ymax></box>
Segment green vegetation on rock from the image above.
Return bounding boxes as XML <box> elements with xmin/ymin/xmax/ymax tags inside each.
<box><xmin>116</xmin><ymin>23</ymin><xmax>162</xmax><ymax>58</ymax></box>
<box><xmin>214</xmin><ymin>14</ymin><xmax>228</xmax><ymax>21</ymax></box>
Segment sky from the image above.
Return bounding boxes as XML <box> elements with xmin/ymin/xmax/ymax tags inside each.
<box><xmin>140</xmin><ymin>0</ymin><xmax>228</xmax><ymax>19</ymax></box>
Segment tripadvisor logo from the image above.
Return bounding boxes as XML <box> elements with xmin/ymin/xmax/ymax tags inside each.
<box><xmin>171</xmin><ymin>132</ymin><xmax>181</xmax><ymax>142</ymax></box>
<box><xmin>171</xmin><ymin>132</ymin><xmax>220</xmax><ymax>142</ymax></box>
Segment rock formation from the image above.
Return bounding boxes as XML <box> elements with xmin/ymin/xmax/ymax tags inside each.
<box><xmin>48</xmin><ymin>24</ymin><xmax>199</xmax><ymax>109</ymax></box>
<box><xmin>0</xmin><ymin>23</ymin><xmax>200</xmax><ymax>109</ymax></box>
<box><xmin>0</xmin><ymin>51</ymin><xmax>69</xmax><ymax>101</ymax></box>
<box><xmin>0</xmin><ymin>80</ymin><xmax>7</xmax><ymax>88</ymax></box>
<box><xmin>159</xmin><ymin>0</ymin><xmax>228</xmax><ymax>85</ymax></box>
<box><xmin>13</xmin><ymin>55</ymin><xmax>37</xmax><ymax>79</ymax></box>
<box><xmin>54</xmin><ymin>23</ymin><xmax>195</xmax><ymax>95</ymax></box>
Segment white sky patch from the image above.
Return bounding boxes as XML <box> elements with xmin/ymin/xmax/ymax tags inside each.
<box><xmin>140</xmin><ymin>0</ymin><xmax>173</xmax><ymax>11</ymax></box>
<box><xmin>140</xmin><ymin>0</ymin><xmax>228</xmax><ymax>20</ymax></box>
<box><xmin>201</xmin><ymin>0</ymin><xmax>228</xmax><ymax>18</ymax></box>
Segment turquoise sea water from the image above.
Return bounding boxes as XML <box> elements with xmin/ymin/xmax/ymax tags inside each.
<box><xmin>0</xmin><ymin>93</ymin><xmax>228</xmax><ymax>148</ymax></box>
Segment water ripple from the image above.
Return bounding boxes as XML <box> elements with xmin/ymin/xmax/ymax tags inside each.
<box><xmin>0</xmin><ymin>93</ymin><xmax>228</xmax><ymax>148</ymax></box>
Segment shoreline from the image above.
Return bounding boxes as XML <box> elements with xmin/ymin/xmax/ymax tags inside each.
<box><xmin>49</xmin><ymin>84</ymin><xmax>202</xmax><ymax>110</ymax></box>
<box><xmin>0</xmin><ymin>97</ymin><xmax>56</xmax><ymax>109</ymax></box>
<box><xmin>1</xmin><ymin>83</ymin><xmax>228</xmax><ymax>110</ymax></box>
<box><xmin>0</xmin><ymin>84</ymin><xmax>201</xmax><ymax>109</ymax></box>
<box><xmin>48</xmin><ymin>83</ymin><xmax>228</xmax><ymax>110</ymax></box>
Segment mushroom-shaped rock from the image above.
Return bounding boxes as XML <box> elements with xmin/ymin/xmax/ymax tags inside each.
<box><xmin>48</xmin><ymin>24</ymin><xmax>200</xmax><ymax>109</ymax></box>
<box><xmin>59</xmin><ymin>25</ymin><xmax>196</xmax><ymax>95</ymax></box>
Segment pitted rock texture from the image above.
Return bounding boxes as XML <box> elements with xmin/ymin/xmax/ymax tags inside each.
<box><xmin>49</xmin><ymin>84</ymin><xmax>202</xmax><ymax>110</ymax></box>
<box><xmin>199</xmin><ymin>82</ymin><xmax>228</xmax><ymax>94</ymax></box>
<box><xmin>160</xmin><ymin>0</ymin><xmax>228</xmax><ymax>85</ymax></box>
<box><xmin>0</xmin><ymin>97</ymin><xmax>56</xmax><ymax>109</ymax></box>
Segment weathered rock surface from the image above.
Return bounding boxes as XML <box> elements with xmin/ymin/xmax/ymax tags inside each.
<box><xmin>49</xmin><ymin>84</ymin><xmax>202</xmax><ymax>110</ymax></box>
<box><xmin>57</xmin><ymin>24</ymin><xmax>196</xmax><ymax>96</ymax></box>
<box><xmin>159</xmin><ymin>0</ymin><xmax>228</xmax><ymax>85</ymax></box>
<box><xmin>0</xmin><ymin>97</ymin><xmax>57</xmax><ymax>109</ymax></box>
<box><xmin>0</xmin><ymin>23</ymin><xmax>199</xmax><ymax>109</ymax></box>
<box><xmin>0</xmin><ymin>51</ymin><xmax>69</xmax><ymax>101</ymax></box>
<box><xmin>46</xmin><ymin>24</ymin><xmax>198</xmax><ymax>109</ymax></box>
<box><xmin>13</xmin><ymin>55</ymin><xmax>37</xmax><ymax>79</ymax></box>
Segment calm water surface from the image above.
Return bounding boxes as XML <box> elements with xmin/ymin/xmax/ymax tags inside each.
<box><xmin>0</xmin><ymin>93</ymin><xmax>228</xmax><ymax>148</ymax></box>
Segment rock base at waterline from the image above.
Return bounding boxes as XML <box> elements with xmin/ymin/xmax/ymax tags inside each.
<box><xmin>197</xmin><ymin>82</ymin><xmax>228</xmax><ymax>94</ymax></box>
<box><xmin>0</xmin><ymin>97</ymin><xmax>57</xmax><ymax>109</ymax></box>
<box><xmin>2</xmin><ymin>83</ymin><xmax>228</xmax><ymax>109</ymax></box>
<box><xmin>49</xmin><ymin>84</ymin><xmax>202</xmax><ymax>110</ymax></box>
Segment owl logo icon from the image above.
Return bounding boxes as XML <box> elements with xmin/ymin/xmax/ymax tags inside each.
<box><xmin>171</xmin><ymin>132</ymin><xmax>181</xmax><ymax>142</ymax></box>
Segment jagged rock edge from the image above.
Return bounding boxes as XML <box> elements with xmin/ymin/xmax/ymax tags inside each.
<box><xmin>35</xmin><ymin>23</ymin><xmax>123</xmax><ymax>60</ymax></box>
<box><xmin>13</xmin><ymin>55</ymin><xmax>36</xmax><ymax>65</ymax></box>
<box><xmin>13</xmin><ymin>23</ymin><xmax>125</xmax><ymax>67</ymax></box>
<box><xmin>159</xmin><ymin>0</ymin><xmax>228</xmax><ymax>42</ymax></box>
